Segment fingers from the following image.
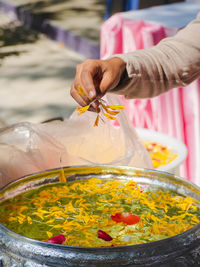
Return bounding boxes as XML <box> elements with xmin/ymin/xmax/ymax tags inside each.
<box><xmin>99</xmin><ymin>57</ymin><xmax>126</xmax><ymax>93</ymax></box>
<box><xmin>80</xmin><ymin>69</ymin><xmax>96</xmax><ymax>100</ymax></box>
<box><xmin>70</xmin><ymin>60</ymin><xmax>100</xmax><ymax>107</ymax></box>
<box><xmin>70</xmin><ymin>82</ymin><xmax>89</xmax><ymax>107</ymax></box>
<box><xmin>99</xmin><ymin>70</ymin><xmax>117</xmax><ymax>93</ymax></box>
<box><xmin>70</xmin><ymin>57</ymin><xmax>126</xmax><ymax>107</ymax></box>
<box><xmin>70</xmin><ymin>58</ymin><xmax>125</xmax><ymax>107</ymax></box>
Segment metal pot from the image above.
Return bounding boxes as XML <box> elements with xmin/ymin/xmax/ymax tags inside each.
<box><xmin>0</xmin><ymin>165</ymin><xmax>199</xmax><ymax>267</ymax></box>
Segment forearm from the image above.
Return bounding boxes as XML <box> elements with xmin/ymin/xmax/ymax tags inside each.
<box><xmin>110</xmin><ymin>13</ymin><xmax>200</xmax><ymax>99</ymax></box>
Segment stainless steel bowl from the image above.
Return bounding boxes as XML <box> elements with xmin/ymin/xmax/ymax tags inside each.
<box><xmin>0</xmin><ymin>165</ymin><xmax>200</xmax><ymax>267</ymax></box>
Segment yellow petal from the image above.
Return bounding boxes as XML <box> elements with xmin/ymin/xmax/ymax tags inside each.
<box><xmin>76</xmin><ymin>105</ymin><xmax>90</xmax><ymax>111</ymax></box>
<box><xmin>8</xmin><ymin>216</ymin><xmax>17</xmax><ymax>222</ymax></box>
<box><xmin>93</xmin><ymin>114</ymin><xmax>99</xmax><ymax>127</ymax></box>
<box><xmin>103</xmin><ymin>112</ymin><xmax>116</xmax><ymax>120</ymax></box>
<box><xmin>106</xmin><ymin>105</ymin><xmax>125</xmax><ymax>110</ymax></box>
<box><xmin>100</xmin><ymin>103</ymin><xmax>120</xmax><ymax>115</ymax></box>
<box><xmin>46</xmin><ymin>219</ymin><xmax>55</xmax><ymax>224</ymax></box>
<box><xmin>76</xmin><ymin>105</ymin><xmax>90</xmax><ymax>115</ymax></box>
<box><xmin>27</xmin><ymin>216</ymin><xmax>32</xmax><ymax>224</ymax></box>
<box><xmin>46</xmin><ymin>231</ymin><xmax>53</xmax><ymax>238</ymax></box>
<box><xmin>77</xmin><ymin>85</ymin><xmax>87</xmax><ymax>96</ymax></box>
<box><xmin>59</xmin><ymin>168</ymin><xmax>66</xmax><ymax>183</ymax></box>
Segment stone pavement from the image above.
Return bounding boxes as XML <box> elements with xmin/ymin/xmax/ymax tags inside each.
<box><xmin>0</xmin><ymin>1</ymin><xmax>107</xmax><ymax>126</ymax></box>
<box><xmin>0</xmin><ymin>11</ymin><xmax>85</xmax><ymax>125</ymax></box>
<box><xmin>0</xmin><ymin>0</ymin><xmax>106</xmax><ymax>44</ymax></box>
<box><xmin>0</xmin><ymin>0</ymin><xmax>107</xmax><ymax>58</ymax></box>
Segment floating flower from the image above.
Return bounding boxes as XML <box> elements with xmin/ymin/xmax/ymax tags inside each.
<box><xmin>46</xmin><ymin>234</ymin><xmax>66</xmax><ymax>244</ymax></box>
<box><xmin>111</xmin><ymin>212</ymin><xmax>140</xmax><ymax>225</ymax></box>
<box><xmin>1</xmin><ymin>176</ymin><xmax>199</xmax><ymax>247</ymax></box>
<box><xmin>97</xmin><ymin>230</ymin><xmax>113</xmax><ymax>241</ymax></box>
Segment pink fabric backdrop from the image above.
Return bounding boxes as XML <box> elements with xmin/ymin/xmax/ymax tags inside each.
<box><xmin>100</xmin><ymin>13</ymin><xmax>200</xmax><ymax>185</ymax></box>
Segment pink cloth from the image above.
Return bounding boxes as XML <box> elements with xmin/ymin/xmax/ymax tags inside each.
<box><xmin>101</xmin><ymin>14</ymin><xmax>200</xmax><ymax>185</ymax></box>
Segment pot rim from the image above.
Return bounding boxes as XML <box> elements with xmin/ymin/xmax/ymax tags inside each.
<box><xmin>1</xmin><ymin>165</ymin><xmax>200</xmax><ymax>192</ymax></box>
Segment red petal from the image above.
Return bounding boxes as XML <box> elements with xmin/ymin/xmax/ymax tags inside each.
<box><xmin>97</xmin><ymin>230</ymin><xmax>113</xmax><ymax>241</ymax></box>
<box><xmin>46</xmin><ymin>234</ymin><xmax>66</xmax><ymax>244</ymax></box>
<box><xmin>111</xmin><ymin>212</ymin><xmax>140</xmax><ymax>225</ymax></box>
<box><xmin>110</xmin><ymin>213</ymin><xmax>122</xmax><ymax>223</ymax></box>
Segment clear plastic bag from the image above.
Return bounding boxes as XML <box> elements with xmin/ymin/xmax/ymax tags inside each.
<box><xmin>0</xmin><ymin>122</ymin><xmax>68</xmax><ymax>187</ymax></box>
<box><xmin>0</xmin><ymin>95</ymin><xmax>152</xmax><ymax>187</ymax></box>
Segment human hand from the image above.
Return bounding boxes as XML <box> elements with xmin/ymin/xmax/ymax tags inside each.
<box><xmin>70</xmin><ymin>57</ymin><xmax>126</xmax><ymax>108</ymax></box>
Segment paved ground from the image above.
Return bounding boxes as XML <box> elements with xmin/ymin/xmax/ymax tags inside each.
<box><xmin>2</xmin><ymin>0</ymin><xmax>106</xmax><ymax>43</ymax></box>
<box><xmin>0</xmin><ymin>0</ymin><xmax>107</xmax><ymax>126</ymax></box>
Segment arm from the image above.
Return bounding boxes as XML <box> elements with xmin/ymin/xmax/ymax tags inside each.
<box><xmin>111</xmin><ymin>13</ymin><xmax>200</xmax><ymax>98</ymax></box>
<box><xmin>70</xmin><ymin>13</ymin><xmax>200</xmax><ymax>106</ymax></box>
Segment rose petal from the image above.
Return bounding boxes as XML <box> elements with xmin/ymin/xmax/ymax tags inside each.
<box><xmin>46</xmin><ymin>234</ymin><xmax>66</xmax><ymax>244</ymax></box>
<box><xmin>111</xmin><ymin>212</ymin><xmax>140</xmax><ymax>225</ymax></box>
<box><xmin>97</xmin><ymin>230</ymin><xmax>113</xmax><ymax>241</ymax></box>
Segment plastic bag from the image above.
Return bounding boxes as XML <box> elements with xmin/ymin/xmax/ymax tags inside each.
<box><xmin>0</xmin><ymin>95</ymin><xmax>152</xmax><ymax>187</ymax></box>
<box><xmin>0</xmin><ymin>122</ymin><xmax>68</xmax><ymax>187</ymax></box>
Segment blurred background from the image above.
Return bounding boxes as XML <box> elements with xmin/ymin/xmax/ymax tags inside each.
<box><xmin>0</xmin><ymin>0</ymin><xmax>195</xmax><ymax>126</ymax></box>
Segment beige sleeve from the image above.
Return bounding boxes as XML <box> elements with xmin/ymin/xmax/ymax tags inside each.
<box><xmin>110</xmin><ymin>13</ymin><xmax>200</xmax><ymax>99</ymax></box>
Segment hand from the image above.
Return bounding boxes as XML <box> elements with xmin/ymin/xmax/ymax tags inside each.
<box><xmin>70</xmin><ymin>57</ymin><xmax>126</xmax><ymax>107</ymax></box>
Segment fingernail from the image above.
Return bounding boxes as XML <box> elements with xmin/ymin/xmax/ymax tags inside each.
<box><xmin>89</xmin><ymin>90</ymin><xmax>95</xmax><ymax>99</ymax></box>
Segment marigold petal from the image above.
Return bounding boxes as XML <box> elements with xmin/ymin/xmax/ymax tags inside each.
<box><xmin>77</xmin><ymin>85</ymin><xmax>87</xmax><ymax>96</ymax></box>
<box><xmin>106</xmin><ymin>105</ymin><xmax>125</xmax><ymax>110</ymax></box>
<box><xmin>100</xmin><ymin>103</ymin><xmax>120</xmax><ymax>115</ymax></box>
<box><xmin>103</xmin><ymin>112</ymin><xmax>116</xmax><ymax>120</ymax></box>
<box><xmin>93</xmin><ymin>114</ymin><xmax>99</xmax><ymax>127</ymax></box>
